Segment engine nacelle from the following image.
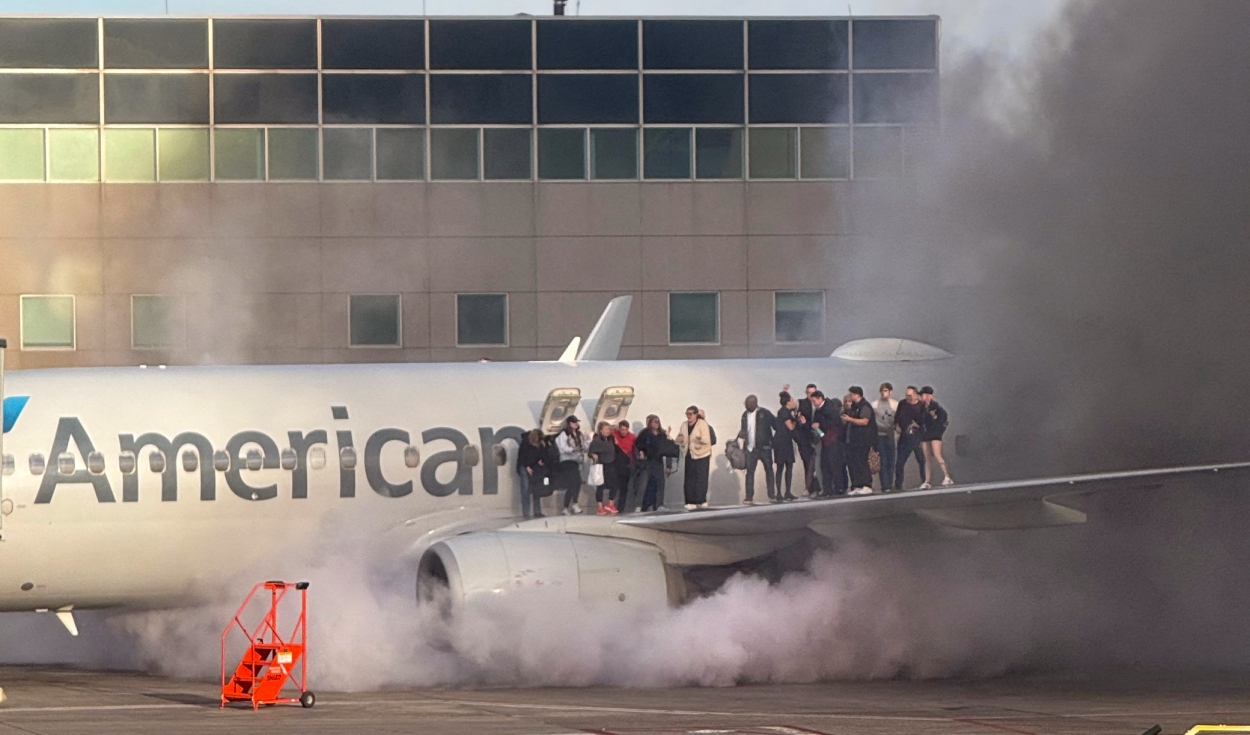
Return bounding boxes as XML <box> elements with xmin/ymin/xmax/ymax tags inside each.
<box><xmin>417</xmin><ymin>531</ymin><xmax>679</xmax><ymax>613</ymax></box>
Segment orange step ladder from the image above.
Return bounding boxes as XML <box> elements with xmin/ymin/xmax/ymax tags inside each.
<box><xmin>220</xmin><ymin>581</ymin><xmax>314</xmax><ymax>710</ymax></box>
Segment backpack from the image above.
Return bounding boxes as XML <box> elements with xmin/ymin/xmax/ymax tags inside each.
<box><xmin>724</xmin><ymin>438</ymin><xmax>747</xmax><ymax>470</ymax></box>
<box><xmin>707</xmin><ymin>421</ymin><xmax>717</xmax><ymax>446</ymax></box>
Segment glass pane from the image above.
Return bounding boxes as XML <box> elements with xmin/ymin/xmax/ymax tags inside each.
<box><xmin>213</xmin><ymin>19</ymin><xmax>317</xmax><ymax>69</ymax></box>
<box><xmin>21</xmin><ymin>296</ymin><xmax>74</xmax><ymax>349</ymax></box>
<box><xmin>800</xmin><ymin>127</ymin><xmax>850</xmax><ymax>179</ymax></box>
<box><xmin>322</xmin><ymin>19</ymin><xmax>424</xmax><ymax>70</ymax></box>
<box><xmin>775</xmin><ymin>291</ymin><xmax>823</xmax><ymax>342</ymax></box>
<box><xmin>429</xmin><ymin>74</ymin><xmax>532</xmax><ymax>125</ymax></box>
<box><xmin>0</xmin><ymin>74</ymin><xmax>98</xmax><ymax>125</ymax></box>
<box><xmin>132</xmin><ymin>295</ymin><xmax>184</xmax><ymax>349</ymax></box>
<box><xmin>853</xmin><ymin>72</ymin><xmax>939</xmax><ymax>124</ymax></box>
<box><xmin>104</xmin><ymin>19</ymin><xmax>208</xmax><ymax>69</ymax></box>
<box><xmin>214</xmin><ymin>74</ymin><xmax>319</xmax><ymax>125</ymax></box>
<box><xmin>538</xmin><ymin>128</ymin><xmax>585</xmax><ymax>180</ymax></box>
<box><xmin>323</xmin><ymin>74</ymin><xmax>425</xmax><ymax>125</ymax></box>
<box><xmin>215</xmin><ymin>128</ymin><xmax>265</xmax><ymax>180</ymax></box>
<box><xmin>48</xmin><ymin>129</ymin><xmax>98</xmax><ymax>181</ymax></box>
<box><xmin>749</xmin><ymin>74</ymin><xmax>848</xmax><ymax>124</ymax></box>
<box><xmin>268</xmin><ymin>128</ymin><xmax>319</xmax><ymax>180</ymax></box>
<box><xmin>0</xmin><ymin>129</ymin><xmax>45</xmax><ymax>181</ymax></box>
<box><xmin>643</xmin><ymin>128</ymin><xmax>690</xmax><ymax>179</ymax></box>
<box><xmin>749</xmin><ymin>20</ymin><xmax>847</xmax><ymax>70</ymax></box>
<box><xmin>350</xmin><ymin>294</ymin><xmax>401</xmax><ymax>347</ymax></box>
<box><xmin>323</xmin><ymin>128</ymin><xmax>373</xmax><ymax>181</ymax></box>
<box><xmin>375</xmin><ymin>128</ymin><xmax>424</xmax><ymax>180</ymax></box>
<box><xmin>0</xmin><ymin>19</ymin><xmax>97</xmax><ymax>68</ymax></box>
<box><xmin>643</xmin><ymin>20</ymin><xmax>742</xmax><ymax>70</ymax></box>
<box><xmin>429</xmin><ymin>128</ymin><xmax>479</xmax><ymax>180</ymax></box>
<box><xmin>853</xmin><ymin>127</ymin><xmax>903</xmax><ymax>179</ymax></box>
<box><xmin>695</xmin><ymin>128</ymin><xmax>742</xmax><ymax>179</ymax></box>
<box><xmin>429</xmin><ymin>20</ymin><xmax>531</xmax><ymax>70</ymax></box>
<box><xmin>104</xmin><ymin>128</ymin><xmax>156</xmax><ymax>182</ymax></box>
<box><xmin>105</xmin><ymin>74</ymin><xmax>209</xmax><ymax>125</ymax></box>
<box><xmin>669</xmin><ymin>292</ymin><xmax>718</xmax><ymax>344</ymax></box>
<box><xmin>643</xmin><ymin>74</ymin><xmax>744</xmax><ymax>124</ymax></box>
<box><xmin>158</xmin><ymin>128</ymin><xmax>209</xmax><ymax>181</ymax></box>
<box><xmin>538</xmin><ymin>75</ymin><xmax>638</xmax><ymax>125</ymax></box>
<box><xmin>749</xmin><ymin>128</ymin><xmax>796</xmax><ymax>178</ymax></box>
<box><xmin>852</xmin><ymin>19</ymin><xmax>938</xmax><ymax>70</ymax></box>
<box><xmin>456</xmin><ymin>294</ymin><xmax>507</xmax><ymax>346</ymax></box>
<box><xmin>483</xmin><ymin>128</ymin><xmax>531</xmax><ymax>180</ymax></box>
<box><xmin>591</xmin><ymin>128</ymin><xmax>636</xmax><ymax>180</ymax></box>
<box><xmin>537</xmin><ymin>19</ymin><xmax>637</xmax><ymax>70</ymax></box>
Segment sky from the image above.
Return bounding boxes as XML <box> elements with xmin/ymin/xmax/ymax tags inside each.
<box><xmin>0</xmin><ymin>0</ymin><xmax>1068</xmax><ymax>58</ymax></box>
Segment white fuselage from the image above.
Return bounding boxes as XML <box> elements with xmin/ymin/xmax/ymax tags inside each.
<box><xmin>0</xmin><ymin>356</ymin><xmax>975</xmax><ymax>612</ymax></box>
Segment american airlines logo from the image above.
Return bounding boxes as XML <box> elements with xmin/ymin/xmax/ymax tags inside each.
<box><xmin>3</xmin><ymin>396</ymin><xmax>28</xmax><ymax>434</ymax></box>
<box><xmin>32</xmin><ymin>408</ymin><xmax>522</xmax><ymax>505</ymax></box>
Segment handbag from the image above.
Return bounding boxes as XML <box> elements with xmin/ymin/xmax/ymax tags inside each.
<box><xmin>725</xmin><ymin>439</ymin><xmax>747</xmax><ymax>470</ymax></box>
<box><xmin>868</xmin><ymin>447</ymin><xmax>881</xmax><ymax>474</ymax></box>
<box><xmin>587</xmin><ymin>463</ymin><xmax>605</xmax><ymax>487</ymax></box>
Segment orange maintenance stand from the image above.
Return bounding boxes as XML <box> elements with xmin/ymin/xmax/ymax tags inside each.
<box><xmin>220</xmin><ymin>581</ymin><xmax>315</xmax><ymax>710</ymax></box>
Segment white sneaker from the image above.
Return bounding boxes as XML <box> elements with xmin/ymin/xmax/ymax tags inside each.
<box><xmin>684</xmin><ymin>503</ymin><xmax>697</xmax><ymax>510</ymax></box>
<box><xmin>560</xmin><ymin>507</ymin><xmax>571</xmax><ymax>516</ymax></box>
<box><xmin>570</xmin><ymin>503</ymin><xmax>583</xmax><ymax>514</ymax></box>
<box><xmin>699</xmin><ymin>502</ymin><xmax>709</xmax><ymax>508</ymax></box>
<box><xmin>942</xmin><ymin>477</ymin><xmax>955</xmax><ymax>487</ymax></box>
<box><xmin>917</xmin><ymin>482</ymin><xmax>932</xmax><ymax>490</ymax></box>
<box><xmin>851</xmin><ymin>487</ymin><xmax>873</xmax><ymax>495</ymax></box>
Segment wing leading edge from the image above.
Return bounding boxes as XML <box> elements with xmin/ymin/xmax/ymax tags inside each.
<box><xmin>619</xmin><ymin>462</ymin><xmax>1250</xmax><ymax>535</ymax></box>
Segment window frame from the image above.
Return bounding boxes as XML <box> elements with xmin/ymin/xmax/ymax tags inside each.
<box><xmin>19</xmin><ymin>294</ymin><xmax>76</xmax><ymax>351</ymax></box>
<box><xmin>773</xmin><ymin>290</ymin><xmax>826</xmax><ymax>344</ymax></box>
<box><xmin>455</xmin><ymin>292</ymin><xmax>510</xmax><ymax>348</ymax></box>
<box><xmin>130</xmin><ymin>294</ymin><xmax>186</xmax><ymax>351</ymax></box>
<box><xmin>668</xmin><ymin>291</ymin><xmax>720</xmax><ymax>346</ymax></box>
<box><xmin>348</xmin><ymin>293</ymin><xmax>403</xmax><ymax>349</ymax></box>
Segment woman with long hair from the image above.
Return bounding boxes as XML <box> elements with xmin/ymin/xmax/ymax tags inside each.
<box><xmin>516</xmin><ymin>428</ymin><xmax>547</xmax><ymax>518</ymax></box>
<box><xmin>554</xmin><ymin>416</ymin><xmax>586</xmax><ymax>514</ymax></box>
<box><xmin>773</xmin><ymin>391</ymin><xmax>798</xmax><ymax>501</ymax></box>
<box><xmin>634</xmin><ymin>414</ymin><xmax>671</xmax><ymax>511</ymax></box>
<box><xmin>675</xmin><ymin>405</ymin><xmax>713</xmax><ymax>509</ymax></box>
<box><xmin>588</xmin><ymin>421</ymin><xmax>619</xmax><ymax>515</ymax></box>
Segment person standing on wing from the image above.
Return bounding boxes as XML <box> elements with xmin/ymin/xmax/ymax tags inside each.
<box><xmin>676</xmin><ymin>405</ymin><xmax>713</xmax><ymax>509</ymax></box>
<box><xmin>555</xmin><ymin>416</ymin><xmax>586</xmax><ymax>514</ymax></box>
<box><xmin>894</xmin><ymin>386</ymin><xmax>927</xmax><ymax>490</ymax></box>
<box><xmin>842</xmin><ymin>386</ymin><xmax>877</xmax><ymax>495</ymax></box>
<box><xmin>773</xmin><ymin>391</ymin><xmax>799</xmax><ymax>501</ymax></box>
<box><xmin>737</xmin><ymin>394</ymin><xmax>776</xmax><ymax>504</ymax></box>
<box><xmin>872</xmin><ymin>383</ymin><xmax>899</xmax><ymax>492</ymax></box>
<box><xmin>919</xmin><ymin>386</ymin><xmax>954</xmax><ymax>488</ymax></box>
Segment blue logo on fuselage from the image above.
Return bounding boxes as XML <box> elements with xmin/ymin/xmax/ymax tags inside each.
<box><xmin>3</xmin><ymin>396</ymin><xmax>29</xmax><ymax>433</ymax></box>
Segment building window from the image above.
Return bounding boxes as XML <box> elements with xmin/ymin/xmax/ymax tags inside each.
<box><xmin>669</xmin><ymin>292</ymin><xmax>719</xmax><ymax>345</ymax></box>
<box><xmin>215</xmin><ymin>128</ymin><xmax>264</xmax><ymax>180</ymax></box>
<box><xmin>104</xmin><ymin>128</ymin><xmax>156</xmax><ymax>182</ymax></box>
<box><xmin>132</xmin><ymin>295</ymin><xmax>184</xmax><ymax>349</ymax></box>
<box><xmin>349</xmin><ymin>294</ymin><xmax>401</xmax><ymax>348</ymax></box>
<box><xmin>590</xmin><ymin>128</ymin><xmax>637</xmax><ymax>180</ymax></box>
<box><xmin>643</xmin><ymin>127</ymin><xmax>691</xmax><ymax>179</ymax></box>
<box><xmin>483</xmin><ymin>128</ymin><xmax>531</xmax><ymax>180</ymax></box>
<box><xmin>853</xmin><ymin>127</ymin><xmax>903</xmax><ymax>179</ymax></box>
<box><xmin>157</xmin><ymin>128</ymin><xmax>209</xmax><ymax>181</ymax></box>
<box><xmin>322</xmin><ymin>128</ymin><xmax>374</xmax><ymax>181</ymax></box>
<box><xmin>0</xmin><ymin>128</ymin><xmax>45</xmax><ymax>181</ymax></box>
<box><xmin>375</xmin><ymin>127</ymin><xmax>424</xmax><ymax>181</ymax></box>
<box><xmin>456</xmin><ymin>293</ymin><xmax>508</xmax><ymax>347</ymax></box>
<box><xmin>538</xmin><ymin>128</ymin><xmax>586</xmax><ymax>180</ymax></box>
<box><xmin>430</xmin><ymin>128</ymin><xmax>479</xmax><ymax>180</ymax></box>
<box><xmin>695</xmin><ymin>127</ymin><xmax>742</xmax><ymax>179</ymax></box>
<box><xmin>749</xmin><ymin>127</ymin><xmax>796</xmax><ymax>179</ymax></box>
<box><xmin>268</xmin><ymin>127</ymin><xmax>319</xmax><ymax>180</ymax></box>
<box><xmin>20</xmin><ymin>295</ymin><xmax>75</xmax><ymax>350</ymax></box>
<box><xmin>775</xmin><ymin>291</ymin><xmax>824</xmax><ymax>343</ymax></box>
<box><xmin>48</xmin><ymin>129</ymin><xmax>99</xmax><ymax>181</ymax></box>
<box><xmin>800</xmin><ymin>127</ymin><xmax>850</xmax><ymax>179</ymax></box>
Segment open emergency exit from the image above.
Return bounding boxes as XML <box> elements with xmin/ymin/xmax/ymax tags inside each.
<box><xmin>592</xmin><ymin>386</ymin><xmax>634</xmax><ymax>428</ymax></box>
<box><xmin>540</xmin><ymin>388</ymin><xmax>581</xmax><ymax>434</ymax></box>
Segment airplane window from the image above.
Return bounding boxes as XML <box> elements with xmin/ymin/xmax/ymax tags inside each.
<box><xmin>181</xmin><ymin>450</ymin><xmax>198</xmax><ymax>472</ymax></box>
<box><xmin>212</xmin><ymin>449</ymin><xmax>230</xmax><ymax>472</ymax></box>
<box><xmin>86</xmin><ymin>451</ymin><xmax>105</xmax><ymax>475</ymax></box>
<box><xmin>462</xmin><ymin>446</ymin><xmax>480</xmax><ymax>468</ymax></box>
<box><xmin>339</xmin><ymin>446</ymin><xmax>357</xmax><ymax>470</ymax></box>
<box><xmin>149</xmin><ymin>452</ymin><xmax>166</xmax><ymax>473</ymax></box>
<box><xmin>57</xmin><ymin>453</ymin><xmax>75</xmax><ymax>476</ymax></box>
<box><xmin>119</xmin><ymin>451</ymin><xmax>136</xmax><ymax>475</ymax></box>
<box><xmin>403</xmin><ymin>446</ymin><xmax>420</xmax><ymax>469</ymax></box>
<box><xmin>2</xmin><ymin>454</ymin><xmax>13</xmax><ymax>476</ymax></box>
<box><xmin>280</xmin><ymin>448</ymin><xmax>298</xmax><ymax>471</ymax></box>
<box><xmin>245</xmin><ymin>449</ymin><xmax>262</xmax><ymax>472</ymax></box>
<box><xmin>29</xmin><ymin>454</ymin><xmax>45</xmax><ymax>475</ymax></box>
<box><xmin>308</xmin><ymin>447</ymin><xmax>326</xmax><ymax>471</ymax></box>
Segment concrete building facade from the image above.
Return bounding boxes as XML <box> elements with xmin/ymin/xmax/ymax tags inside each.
<box><xmin>0</xmin><ymin>15</ymin><xmax>938</xmax><ymax>369</ymax></box>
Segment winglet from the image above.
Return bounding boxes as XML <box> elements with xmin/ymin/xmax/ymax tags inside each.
<box><xmin>557</xmin><ymin>336</ymin><xmax>581</xmax><ymax>365</ymax></box>
<box><xmin>55</xmin><ymin>606</ymin><xmax>78</xmax><ymax>637</ymax></box>
<box><xmin>576</xmin><ymin>296</ymin><xmax>632</xmax><ymax>362</ymax></box>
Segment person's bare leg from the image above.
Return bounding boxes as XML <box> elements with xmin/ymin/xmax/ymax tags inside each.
<box><xmin>921</xmin><ymin>442</ymin><xmax>934</xmax><ymax>485</ymax></box>
<box><xmin>931</xmin><ymin>439</ymin><xmax>951</xmax><ymax>483</ymax></box>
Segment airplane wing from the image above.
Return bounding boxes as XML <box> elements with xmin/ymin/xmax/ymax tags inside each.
<box><xmin>619</xmin><ymin>462</ymin><xmax>1250</xmax><ymax>535</ymax></box>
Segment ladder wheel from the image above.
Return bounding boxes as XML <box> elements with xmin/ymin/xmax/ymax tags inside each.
<box><xmin>300</xmin><ymin>691</ymin><xmax>315</xmax><ymax>709</ymax></box>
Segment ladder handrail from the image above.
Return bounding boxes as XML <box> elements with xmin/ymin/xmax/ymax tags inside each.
<box><xmin>220</xmin><ymin>581</ymin><xmax>309</xmax><ymax>709</ymax></box>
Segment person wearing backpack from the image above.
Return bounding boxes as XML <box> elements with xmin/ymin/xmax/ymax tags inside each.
<box><xmin>676</xmin><ymin>405</ymin><xmax>713</xmax><ymax>509</ymax></box>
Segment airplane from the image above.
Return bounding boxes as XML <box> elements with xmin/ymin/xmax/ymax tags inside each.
<box><xmin>0</xmin><ymin>296</ymin><xmax>1246</xmax><ymax>635</ymax></box>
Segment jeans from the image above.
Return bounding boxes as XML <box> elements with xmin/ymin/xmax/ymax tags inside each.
<box><xmin>519</xmin><ymin>469</ymin><xmax>543</xmax><ymax>518</ymax></box>
<box><xmin>744</xmin><ymin>446</ymin><xmax>775</xmax><ymax>501</ymax></box>
<box><xmin>896</xmin><ymin>433</ymin><xmax>926</xmax><ymax>489</ymax></box>
<box><xmin>797</xmin><ymin>437</ymin><xmax>821</xmax><ymax>494</ymax></box>
<box><xmin>876</xmin><ymin>434</ymin><xmax>897</xmax><ymax>490</ymax></box>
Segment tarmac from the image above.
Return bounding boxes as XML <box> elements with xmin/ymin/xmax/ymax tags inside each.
<box><xmin>0</xmin><ymin>666</ymin><xmax>1246</xmax><ymax>734</ymax></box>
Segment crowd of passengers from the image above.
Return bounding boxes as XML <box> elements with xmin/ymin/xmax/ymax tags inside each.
<box><xmin>514</xmin><ymin>382</ymin><xmax>953</xmax><ymax>518</ymax></box>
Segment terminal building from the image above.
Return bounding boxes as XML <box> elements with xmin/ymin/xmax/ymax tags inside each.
<box><xmin>0</xmin><ymin>14</ymin><xmax>938</xmax><ymax>369</ymax></box>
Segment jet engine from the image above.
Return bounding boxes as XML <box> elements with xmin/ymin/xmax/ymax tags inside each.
<box><xmin>417</xmin><ymin>531</ymin><xmax>682</xmax><ymax>615</ymax></box>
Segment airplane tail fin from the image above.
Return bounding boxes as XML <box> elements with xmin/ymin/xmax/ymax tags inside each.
<box><xmin>576</xmin><ymin>296</ymin><xmax>632</xmax><ymax>361</ymax></box>
<box><xmin>557</xmin><ymin>336</ymin><xmax>581</xmax><ymax>365</ymax></box>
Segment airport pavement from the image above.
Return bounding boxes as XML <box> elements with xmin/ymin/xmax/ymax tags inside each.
<box><xmin>0</xmin><ymin>666</ymin><xmax>1246</xmax><ymax>734</ymax></box>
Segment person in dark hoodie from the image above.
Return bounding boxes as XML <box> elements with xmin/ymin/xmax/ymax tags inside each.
<box><xmin>919</xmin><ymin>385</ymin><xmax>954</xmax><ymax>489</ymax></box>
<box><xmin>842</xmin><ymin>386</ymin><xmax>877</xmax><ymax>495</ymax></box>
<box><xmin>634</xmin><ymin>414</ymin><xmax>673</xmax><ymax>511</ymax></box>
<box><xmin>894</xmin><ymin>386</ymin><xmax>927</xmax><ymax>490</ymax></box>
<box><xmin>516</xmin><ymin>428</ymin><xmax>547</xmax><ymax>518</ymax></box>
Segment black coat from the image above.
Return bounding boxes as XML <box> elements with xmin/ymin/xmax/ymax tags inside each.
<box><xmin>773</xmin><ymin>407</ymin><xmax>797</xmax><ymax>463</ymax></box>
<box><xmin>738</xmin><ymin>408</ymin><xmax>776</xmax><ymax>453</ymax></box>
<box><xmin>844</xmin><ymin>398</ymin><xmax>877</xmax><ymax>446</ymax></box>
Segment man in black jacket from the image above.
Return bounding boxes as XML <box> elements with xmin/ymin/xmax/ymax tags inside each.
<box><xmin>738</xmin><ymin>394</ymin><xmax>776</xmax><ymax>503</ymax></box>
<box><xmin>842</xmin><ymin>386</ymin><xmax>877</xmax><ymax>495</ymax></box>
<box><xmin>792</xmin><ymin>383</ymin><xmax>822</xmax><ymax>496</ymax></box>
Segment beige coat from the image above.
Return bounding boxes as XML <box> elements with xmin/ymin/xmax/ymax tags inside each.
<box><xmin>676</xmin><ymin>418</ymin><xmax>713</xmax><ymax>460</ymax></box>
